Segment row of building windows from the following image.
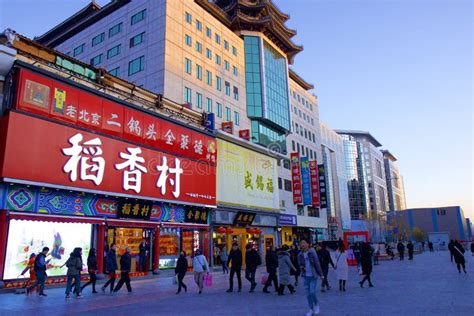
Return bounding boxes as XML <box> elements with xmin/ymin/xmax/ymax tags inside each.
<box><xmin>277</xmin><ymin>177</ymin><xmax>293</xmax><ymax>192</ymax></box>
<box><xmin>292</xmin><ymin>104</ymin><xmax>315</xmax><ymax>126</ymax></box>
<box><xmin>184</xmin><ymin>11</ymin><xmax>238</xmax><ymax>57</ymax></box>
<box><xmin>291</xmin><ymin>140</ymin><xmax>318</xmax><ymax>161</ymax></box>
<box><xmin>72</xmin><ymin>9</ymin><xmax>146</xmax><ymax>57</ymax></box>
<box><xmin>184</xmin><ymin>34</ymin><xmax>239</xmax><ymax>77</ymax></box>
<box><xmin>102</xmin><ymin>55</ymin><xmax>145</xmax><ymax>78</ymax></box>
<box><xmin>183</xmin><ymin>87</ymin><xmax>240</xmax><ymax>125</ymax></box>
<box><xmin>292</xmin><ymin>121</ymin><xmax>317</xmax><ymax>144</ymax></box>
<box><xmin>292</xmin><ymin>89</ymin><xmax>314</xmax><ymax>111</ymax></box>
<box><xmin>184</xmin><ymin>57</ymin><xmax>239</xmax><ymax>101</ymax></box>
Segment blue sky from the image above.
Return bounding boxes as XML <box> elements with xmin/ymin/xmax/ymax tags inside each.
<box><xmin>1</xmin><ymin>0</ymin><xmax>472</xmax><ymax>219</ymax></box>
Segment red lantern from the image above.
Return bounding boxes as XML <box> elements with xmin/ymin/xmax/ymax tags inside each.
<box><xmin>217</xmin><ymin>227</ymin><xmax>226</xmax><ymax>234</ymax></box>
<box><xmin>255</xmin><ymin>229</ymin><xmax>262</xmax><ymax>234</ymax></box>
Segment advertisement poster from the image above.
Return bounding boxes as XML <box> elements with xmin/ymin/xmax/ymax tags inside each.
<box><xmin>290</xmin><ymin>152</ymin><xmax>302</xmax><ymax>204</ymax></box>
<box><xmin>309</xmin><ymin>160</ymin><xmax>320</xmax><ymax>207</ymax></box>
<box><xmin>300</xmin><ymin>157</ymin><xmax>312</xmax><ymax>205</ymax></box>
<box><xmin>216</xmin><ymin>139</ymin><xmax>279</xmax><ymax>210</ymax></box>
<box><xmin>3</xmin><ymin>220</ymin><xmax>91</xmax><ymax>279</ymax></box>
<box><xmin>318</xmin><ymin>164</ymin><xmax>328</xmax><ymax>208</ymax></box>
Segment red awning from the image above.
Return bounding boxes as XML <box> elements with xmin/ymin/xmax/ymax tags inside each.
<box><xmin>8</xmin><ymin>212</ymin><xmax>105</xmax><ymax>225</ymax></box>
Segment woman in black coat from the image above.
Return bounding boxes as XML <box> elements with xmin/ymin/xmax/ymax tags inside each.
<box><xmin>289</xmin><ymin>246</ymin><xmax>301</xmax><ymax>286</ymax></box>
<box><xmin>175</xmin><ymin>251</ymin><xmax>188</xmax><ymax>294</ymax></box>
<box><xmin>81</xmin><ymin>248</ymin><xmax>98</xmax><ymax>293</ymax></box>
<box><xmin>359</xmin><ymin>242</ymin><xmax>374</xmax><ymax>288</ymax></box>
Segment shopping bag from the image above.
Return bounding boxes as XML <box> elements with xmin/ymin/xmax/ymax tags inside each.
<box><xmin>260</xmin><ymin>272</ymin><xmax>269</xmax><ymax>285</ymax></box>
<box><xmin>203</xmin><ymin>273</ymin><xmax>213</xmax><ymax>287</ymax></box>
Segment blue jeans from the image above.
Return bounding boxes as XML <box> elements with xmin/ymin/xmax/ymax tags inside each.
<box><xmin>303</xmin><ymin>276</ymin><xmax>318</xmax><ymax>309</ymax></box>
<box><xmin>65</xmin><ymin>274</ymin><xmax>81</xmax><ymax>295</ymax></box>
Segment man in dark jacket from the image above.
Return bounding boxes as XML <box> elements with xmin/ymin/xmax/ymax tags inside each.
<box><xmin>226</xmin><ymin>243</ymin><xmax>242</xmax><ymax>292</ymax></box>
<box><xmin>26</xmin><ymin>247</ymin><xmax>50</xmax><ymax>296</ymax></box>
<box><xmin>452</xmin><ymin>240</ymin><xmax>467</xmax><ymax>274</ymax></box>
<box><xmin>397</xmin><ymin>242</ymin><xmax>405</xmax><ymax>260</ymax></box>
<box><xmin>448</xmin><ymin>240</ymin><xmax>455</xmax><ymax>262</ymax></box>
<box><xmin>316</xmin><ymin>243</ymin><xmax>335</xmax><ymax>292</ymax></box>
<box><xmin>263</xmin><ymin>246</ymin><xmax>278</xmax><ymax>293</ymax></box>
<box><xmin>245</xmin><ymin>243</ymin><xmax>261</xmax><ymax>293</ymax></box>
<box><xmin>138</xmin><ymin>241</ymin><xmax>147</xmax><ymax>272</ymax></box>
<box><xmin>407</xmin><ymin>241</ymin><xmax>414</xmax><ymax>260</ymax></box>
<box><xmin>101</xmin><ymin>244</ymin><xmax>118</xmax><ymax>294</ymax></box>
<box><xmin>114</xmin><ymin>247</ymin><xmax>132</xmax><ymax>293</ymax></box>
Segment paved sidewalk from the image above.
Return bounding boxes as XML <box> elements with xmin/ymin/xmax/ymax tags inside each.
<box><xmin>0</xmin><ymin>251</ymin><xmax>473</xmax><ymax>316</ymax></box>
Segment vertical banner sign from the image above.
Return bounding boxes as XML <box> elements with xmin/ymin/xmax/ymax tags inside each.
<box><xmin>309</xmin><ymin>161</ymin><xmax>320</xmax><ymax>207</ymax></box>
<box><xmin>290</xmin><ymin>152</ymin><xmax>302</xmax><ymax>204</ymax></box>
<box><xmin>318</xmin><ymin>164</ymin><xmax>328</xmax><ymax>208</ymax></box>
<box><xmin>300</xmin><ymin>157</ymin><xmax>312</xmax><ymax>205</ymax></box>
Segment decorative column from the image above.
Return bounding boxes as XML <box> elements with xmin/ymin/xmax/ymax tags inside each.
<box><xmin>152</xmin><ymin>227</ymin><xmax>160</xmax><ymax>274</ymax></box>
<box><xmin>96</xmin><ymin>224</ymin><xmax>105</xmax><ymax>275</ymax></box>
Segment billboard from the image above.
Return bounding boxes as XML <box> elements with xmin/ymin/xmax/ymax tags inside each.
<box><xmin>309</xmin><ymin>160</ymin><xmax>320</xmax><ymax>207</ymax></box>
<box><xmin>318</xmin><ymin>164</ymin><xmax>328</xmax><ymax>209</ymax></box>
<box><xmin>290</xmin><ymin>152</ymin><xmax>302</xmax><ymax>204</ymax></box>
<box><xmin>300</xmin><ymin>157</ymin><xmax>312</xmax><ymax>205</ymax></box>
<box><xmin>216</xmin><ymin>139</ymin><xmax>279</xmax><ymax>211</ymax></box>
<box><xmin>0</xmin><ymin>112</ymin><xmax>216</xmax><ymax>207</ymax></box>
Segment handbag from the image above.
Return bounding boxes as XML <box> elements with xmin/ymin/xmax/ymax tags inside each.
<box><xmin>260</xmin><ymin>272</ymin><xmax>269</xmax><ymax>285</ymax></box>
<box><xmin>203</xmin><ymin>273</ymin><xmax>213</xmax><ymax>287</ymax></box>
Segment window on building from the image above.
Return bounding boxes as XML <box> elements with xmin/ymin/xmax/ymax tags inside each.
<box><xmin>307</xmin><ymin>206</ymin><xmax>320</xmax><ymax>217</ymax></box>
<box><xmin>297</xmin><ymin>205</ymin><xmax>304</xmax><ymax>216</ymax></box>
<box><xmin>92</xmin><ymin>33</ymin><xmax>105</xmax><ymax>46</ymax></box>
<box><xmin>107</xmin><ymin>45</ymin><xmax>121</xmax><ymax>59</ymax></box>
<box><xmin>131</xmin><ymin>9</ymin><xmax>146</xmax><ymax>25</ymax></box>
<box><xmin>233</xmin><ymin>86</ymin><xmax>239</xmax><ymax>100</ymax></box>
<box><xmin>196</xmin><ymin>64</ymin><xmax>202</xmax><ymax>80</ymax></box>
<box><xmin>206</xmin><ymin>97</ymin><xmax>213</xmax><ymax>113</ymax></box>
<box><xmin>195</xmin><ymin>41</ymin><xmax>202</xmax><ymax>53</ymax></box>
<box><xmin>292</xmin><ymin>140</ymin><xmax>295</xmax><ymax>151</ymax></box>
<box><xmin>224</xmin><ymin>60</ymin><xmax>229</xmax><ymax>70</ymax></box>
<box><xmin>278</xmin><ymin>177</ymin><xmax>282</xmax><ymax>190</ymax></box>
<box><xmin>90</xmin><ymin>54</ymin><xmax>103</xmax><ymax>66</ymax></box>
<box><xmin>283</xmin><ymin>159</ymin><xmax>291</xmax><ymax>170</ymax></box>
<box><xmin>196</xmin><ymin>19</ymin><xmax>202</xmax><ymax>31</ymax></box>
<box><xmin>225</xmin><ymin>107</ymin><xmax>231</xmax><ymax>121</ymax></box>
<box><xmin>297</xmin><ymin>143</ymin><xmax>300</xmax><ymax>153</ymax></box>
<box><xmin>184</xmin><ymin>58</ymin><xmax>192</xmax><ymax>74</ymax></box>
<box><xmin>232</xmin><ymin>46</ymin><xmax>237</xmax><ymax>56</ymax></box>
<box><xmin>284</xmin><ymin>179</ymin><xmax>292</xmax><ymax>192</ymax></box>
<box><xmin>128</xmin><ymin>55</ymin><xmax>145</xmax><ymax>75</ymax></box>
<box><xmin>215</xmin><ymin>54</ymin><xmax>221</xmax><ymax>65</ymax></box>
<box><xmin>184</xmin><ymin>87</ymin><xmax>192</xmax><ymax>103</ymax></box>
<box><xmin>232</xmin><ymin>66</ymin><xmax>238</xmax><ymax>77</ymax></box>
<box><xmin>216</xmin><ymin>76</ymin><xmax>222</xmax><ymax>91</ymax></box>
<box><xmin>206</xmin><ymin>26</ymin><xmax>211</xmax><ymax>38</ymax></box>
<box><xmin>185</xmin><ymin>34</ymin><xmax>192</xmax><ymax>46</ymax></box>
<box><xmin>185</xmin><ymin>12</ymin><xmax>192</xmax><ymax>24</ymax></box>
<box><xmin>73</xmin><ymin>43</ymin><xmax>85</xmax><ymax>57</ymax></box>
<box><xmin>215</xmin><ymin>33</ymin><xmax>220</xmax><ymax>44</ymax></box>
<box><xmin>234</xmin><ymin>111</ymin><xmax>240</xmax><ymax>126</ymax></box>
<box><xmin>206</xmin><ymin>48</ymin><xmax>212</xmax><ymax>59</ymax></box>
<box><xmin>109</xmin><ymin>67</ymin><xmax>120</xmax><ymax>76</ymax></box>
<box><xmin>130</xmin><ymin>32</ymin><xmax>145</xmax><ymax>48</ymax></box>
<box><xmin>109</xmin><ymin>22</ymin><xmax>122</xmax><ymax>38</ymax></box>
<box><xmin>196</xmin><ymin>92</ymin><xmax>203</xmax><ymax>109</ymax></box>
<box><xmin>225</xmin><ymin>81</ymin><xmax>230</xmax><ymax>96</ymax></box>
<box><xmin>216</xmin><ymin>102</ymin><xmax>223</xmax><ymax>118</ymax></box>
<box><xmin>206</xmin><ymin>70</ymin><xmax>212</xmax><ymax>86</ymax></box>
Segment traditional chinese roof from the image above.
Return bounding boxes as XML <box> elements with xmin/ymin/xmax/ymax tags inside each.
<box><xmin>335</xmin><ymin>130</ymin><xmax>383</xmax><ymax>148</ymax></box>
<box><xmin>195</xmin><ymin>0</ymin><xmax>302</xmax><ymax>63</ymax></box>
<box><xmin>289</xmin><ymin>69</ymin><xmax>314</xmax><ymax>90</ymax></box>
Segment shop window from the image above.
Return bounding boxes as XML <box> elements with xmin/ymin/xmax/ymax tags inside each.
<box><xmin>308</xmin><ymin>207</ymin><xmax>320</xmax><ymax>217</ymax></box>
<box><xmin>297</xmin><ymin>205</ymin><xmax>304</xmax><ymax>216</ymax></box>
<box><xmin>278</xmin><ymin>177</ymin><xmax>282</xmax><ymax>190</ymax></box>
<box><xmin>284</xmin><ymin>179</ymin><xmax>292</xmax><ymax>192</ymax></box>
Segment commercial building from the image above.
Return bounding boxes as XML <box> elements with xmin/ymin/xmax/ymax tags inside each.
<box><xmin>382</xmin><ymin>150</ymin><xmax>407</xmax><ymax>211</ymax></box>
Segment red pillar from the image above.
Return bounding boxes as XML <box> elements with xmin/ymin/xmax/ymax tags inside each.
<box><xmin>152</xmin><ymin>227</ymin><xmax>160</xmax><ymax>273</ymax></box>
<box><xmin>0</xmin><ymin>210</ymin><xmax>10</xmax><ymax>281</ymax></box>
<box><xmin>203</xmin><ymin>228</ymin><xmax>210</xmax><ymax>261</ymax></box>
<box><xmin>96</xmin><ymin>224</ymin><xmax>105</xmax><ymax>274</ymax></box>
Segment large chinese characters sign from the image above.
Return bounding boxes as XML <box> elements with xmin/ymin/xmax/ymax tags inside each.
<box><xmin>0</xmin><ymin>112</ymin><xmax>216</xmax><ymax>207</ymax></box>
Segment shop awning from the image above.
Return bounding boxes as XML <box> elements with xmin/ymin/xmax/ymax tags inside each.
<box><xmin>8</xmin><ymin>212</ymin><xmax>105</xmax><ymax>225</ymax></box>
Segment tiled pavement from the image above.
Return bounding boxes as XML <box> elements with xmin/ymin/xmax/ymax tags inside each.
<box><xmin>0</xmin><ymin>251</ymin><xmax>473</xmax><ymax>316</ymax></box>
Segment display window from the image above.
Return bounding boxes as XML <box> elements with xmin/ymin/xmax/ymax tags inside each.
<box><xmin>159</xmin><ymin>228</ymin><xmax>207</xmax><ymax>269</ymax></box>
<box><xmin>3</xmin><ymin>220</ymin><xmax>92</xmax><ymax>279</ymax></box>
<box><xmin>107</xmin><ymin>227</ymin><xmax>151</xmax><ymax>273</ymax></box>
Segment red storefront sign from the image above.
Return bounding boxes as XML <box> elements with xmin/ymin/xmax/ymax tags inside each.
<box><xmin>0</xmin><ymin>112</ymin><xmax>216</xmax><ymax>207</ymax></box>
<box><xmin>14</xmin><ymin>68</ymin><xmax>217</xmax><ymax>165</ymax></box>
<box><xmin>290</xmin><ymin>152</ymin><xmax>302</xmax><ymax>204</ymax></box>
<box><xmin>222</xmin><ymin>121</ymin><xmax>233</xmax><ymax>134</ymax></box>
<box><xmin>309</xmin><ymin>160</ymin><xmax>320</xmax><ymax>207</ymax></box>
<box><xmin>239</xmin><ymin>129</ymin><xmax>250</xmax><ymax>141</ymax></box>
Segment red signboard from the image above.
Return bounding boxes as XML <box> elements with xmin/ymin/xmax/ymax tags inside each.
<box><xmin>239</xmin><ymin>129</ymin><xmax>250</xmax><ymax>141</ymax></box>
<box><xmin>309</xmin><ymin>160</ymin><xmax>320</xmax><ymax>207</ymax></box>
<box><xmin>14</xmin><ymin>68</ymin><xmax>216</xmax><ymax>165</ymax></box>
<box><xmin>290</xmin><ymin>152</ymin><xmax>302</xmax><ymax>204</ymax></box>
<box><xmin>0</xmin><ymin>112</ymin><xmax>216</xmax><ymax>207</ymax></box>
<box><xmin>222</xmin><ymin>121</ymin><xmax>233</xmax><ymax>134</ymax></box>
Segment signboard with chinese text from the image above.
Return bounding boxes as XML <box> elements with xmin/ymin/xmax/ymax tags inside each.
<box><xmin>318</xmin><ymin>164</ymin><xmax>328</xmax><ymax>208</ymax></box>
<box><xmin>0</xmin><ymin>112</ymin><xmax>216</xmax><ymax>207</ymax></box>
<box><xmin>184</xmin><ymin>208</ymin><xmax>209</xmax><ymax>225</ymax></box>
<box><xmin>300</xmin><ymin>157</ymin><xmax>311</xmax><ymax>205</ymax></box>
<box><xmin>221</xmin><ymin>121</ymin><xmax>233</xmax><ymax>134</ymax></box>
<box><xmin>309</xmin><ymin>161</ymin><xmax>320</xmax><ymax>207</ymax></box>
<box><xmin>233</xmin><ymin>211</ymin><xmax>256</xmax><ymax>226</ymax></box>
<box><xmin>216</xmin><ymin>140</ymin><xmax>279</xmax><ymax>211</ymax></box>
<box><xmin>13</xmin><ymin>68</ymin><xmax>217</xmax><ymax>165</ymax></box>
<box><xmin>117</xmin><ymin>200</ymin><xmax>153</xmax><ymax>220</ymax></box>
<box><xmin>290</xmin><ymin>152</ymin><xmax>302</xmax><ymax>204</ymax></box>
<box><xmin>239</xmin><ymin>129</ymin><xmax>250</xmax><ymax>141</ymax></box>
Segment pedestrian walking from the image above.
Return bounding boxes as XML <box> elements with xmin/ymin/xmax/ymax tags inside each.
<box><xmin>262</xmin><ymin>246</ymin><xmax>279</xmax><ymax>293</ymax></box>
<box><xmin>298</xmin><ymin>240</ymin><xmax>323</xmax><ymax>316</ymax></box>
<box><xmin>65</xmin><ymin>247</ymin><xmax>83</xmax><ymax>299</ymax></box>
<box><xmin>386</xmin><ymin>243</ymin><xmax>395</xmax><ymax>260</ymax></box>
<box><xmin>101</xmin><ymin>244</ymin><xmax>118</xmax><ymax>294</ymax></box>
<box><xmin>335</xmin><ymin>243</ymin><xmax>348</xmax><ymax>292</ymax></box>
<box><xmin>452</xmin><ymin>240</ymin><xmax>467</xmax><ymax>274</ymax></box>
<box><xmin>448</xmin><ymin>240</ymin><xmax>455</xmax><ymax>263</ymax></box>
<box><xmin>175</xmin><ymin>250</ymin><xmax>188</xmax><ymax>294</ymax></box>
<box><xmin>81</xmin><ymin>248</ymin><xmax>98</xmax><ymax>294</ymax></box>
<box><xmin>352</xmin><ymin>243</ymin><xmax>361</xmax><ymax>271</ymax></box>
<box><xmin>277</xmin><ymin>245</ymin><xmax>296</xmax><ymax>295</ymax></box>
<box><xmin>397</xmin><ymin>241</ymin><xmax>405</xmax><ymax>260</ymax></box>
<box><xmin>316</xmin><ymin>244</ymin><xmax>335</xmax><ymax>292</ymax></box>
<box><xmin>21</xmin><ymin>253</ymin><xmax>37</xmax><ymax>293</ymax></box>
<box><xmin>407</xmin><ymin>241</ymin><xmax>414</xmax><ymax>260</ymax></box>
<box><xmin>290</xmin><ymin>245</ymin><xmax>301</xmax><ymax>286</ymax></box>
<box><xmin>471</xmin><ymin>241</ymin><xmax>474</xmax><ymax>255</ymax></box>
<box><xmin>138</xmin><ymin>240</ymin><xmax>147</xmax><ymax>272</ymax></box>
<box><xmin>114</xmin><ymin>247</ymin><xmax>132</xmax><ymax>293</ymax></box>
<box><xmin>26</xmin><ymin>247</ymin><xmax>50</xmax><ymax>296</ymax></box>
<box><xmin>220</xmin><ymin>246</ymin><xmax>229</xmax><ymax>274</ymax></box>
<box><xmin>421</xmin><ymin>241</ymin><xmax>425</xmax><ymax>251</ymax></box>
<box><xmin>428</xmin><ymin>241</ymin><xmax>434</xmax><ymax>252</ymax></box>
<box><xmin>192</xmin><ymin>249</ymin><xmax>209</xmax><ymax>294</ymax></box>
<box><xmin>359</xmin><ymin>242</ymin><xmax>374</xmax><ymax>288</ymax></box>
<box><xmin>245</xmin><ymin>243</ymin><xmax>261</xmax><ymax>293</ymax></box>
<box><xmin>226</xmin><ymin>243</ymin><xmax>242</xmax><ymax>293</ymax></box>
